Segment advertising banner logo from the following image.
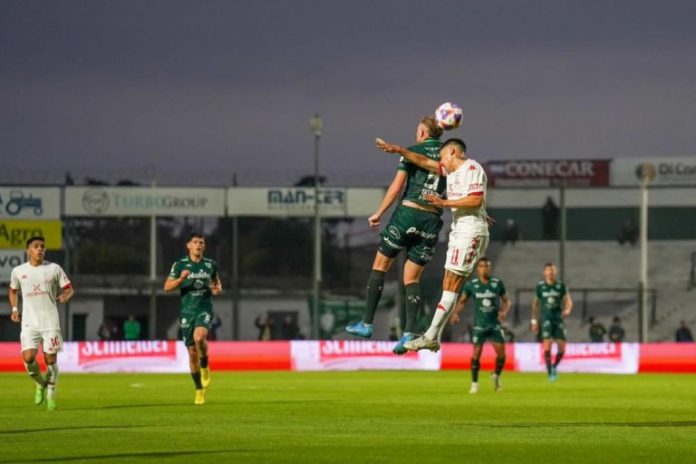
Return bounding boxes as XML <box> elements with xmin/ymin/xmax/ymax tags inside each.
<box><xmin>486</xmin><ymin>160</ymin><xmax>611</xmax><ymax>187</ymax></box>
<box><xmin>0</xmin><ymin>188</ymin><xmax>61</xmax><ymax>219</ymax></box>
<box><xmin>0</xmin><ymin>220</ymin><xmax>62</xmax><ymax>249</ymax></box>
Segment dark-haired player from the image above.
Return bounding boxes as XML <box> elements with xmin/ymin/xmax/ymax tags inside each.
<box><xmin>9</xmin><ymin>236</ymin><xmax>73</xmax><ymax>411</ymax></box>
<box><xmin>532</xmin><ymin>263</ymin><xmax>573</xmax><ymax>381</ymax></box>
<box><xmin>346</xmin><ymin>116</ymin><xmax>446</xmax><ymax>355</ymax></box>
<box><xmin>164</xmin><ymin>233</ymin><xmax>222</xmax><ymax>405</ymax></box>
<box><xmin>376</xmin><ymin>137</ymin><xmax>489</xmax><ymax>352</ymax></box>
<box><xmin>451</xmin><ymin>257</ymin><xmax>510</xmax><ymax>393</ymax></box>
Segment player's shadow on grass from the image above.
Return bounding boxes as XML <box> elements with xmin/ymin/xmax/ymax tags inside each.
<box><xmin>67</xmin><ymin>399</ymin><xmax>333</xmax><ymax>410</ymax></box>
<box><xmin>455</xmin><ymin>421</ymin><xmax>696</xmax><ymax>428</ymax></box>
<box><xmin>0</xmin><ymin>425</ymin><xmax>146</xmax><ymax>436</ymax></box>
<box><xmin>0</xmin><ymin>449</ymin><xmax>252</xmax><ymax>463</ymax></box>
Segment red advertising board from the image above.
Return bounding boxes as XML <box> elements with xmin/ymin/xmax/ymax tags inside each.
<box><xmin>0</xmin><ymin>342</ymin><xmax>694</xmax><ymax>373</ymax></box>
<box><xmin>485</xmin><ymin>160</ymin><xmax>611</xmax><ymax>187</ymax></box>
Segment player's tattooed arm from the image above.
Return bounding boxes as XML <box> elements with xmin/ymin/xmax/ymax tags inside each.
<box><xmin>450</xmin><ymin>294</ymin><xmax>468</xmax><ymax>325</ymax></box>
<box><xmin>368</xmin><ymin>170</ymin><xmax>407</xmax><ymax>228</ymax></box>
<box><xmin>375</xmin><ymin>138</ymin><xmax>439</xmax><ymax>173</ymax></box>
<box><xmin>531</xmin><ymin>297</ymin><xmax>540</xmax><ymax>332</ymax></box>
<box><xmin>9</xmin><ymin>288</ymin><xmax>20</xmax><ymax>323</ymax></box>
<box><xmin>164</xmin><ymin>269</ymin><xmax>191</xmax><ymax>292</ymax></box>
<box><xmin>562</xmin><ymin>291</ymin><xmax>573</xmax><ymax>318</ymax></box>
<box><xmin>499</xmin><ymin>293</ymin><xmax>511</xmax><ymax>322</ymax></box>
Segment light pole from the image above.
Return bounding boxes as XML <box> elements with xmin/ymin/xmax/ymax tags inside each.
<box><xmin>310</xmin><ymin>114</ymin><xmax>323</xmax><ymax>339</ymax></box>
<box><xmin>638</xmin><ymin>163</ymin><xmax>655</xmax><ymax>342</ymax></box>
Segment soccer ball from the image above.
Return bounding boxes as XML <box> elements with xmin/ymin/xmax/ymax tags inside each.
<box><xmin>435</xmin><ymin>102</ymin><xmax>463</xmax><ymax>130</ymax></box>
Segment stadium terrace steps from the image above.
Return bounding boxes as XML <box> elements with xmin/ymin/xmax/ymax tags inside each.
<box><xmin>492</xmin><ymin>240</ymin><xmax>696</xmax><ymax>342</ymax></box>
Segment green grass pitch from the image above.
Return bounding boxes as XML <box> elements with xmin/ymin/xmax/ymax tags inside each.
<box><xmin>1</xmin><ymin>371</ymin><xmax>695</xmax><ymax>463</ymax></box>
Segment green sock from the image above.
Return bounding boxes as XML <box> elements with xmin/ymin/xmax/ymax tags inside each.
<box><xmin>495</xmin><ymin>356</ymin><xmax>505</xmax><ymax>376</ymax></box>
<box><xmin>200</xmin><ymin>356</ymin><xmax>209</xmax><ymax>369</ymax></box>
<box><xmin>471</xmin><ymin>358</ymin><xmax>480</xmax><ymax>382</ymax></box>
<box><xmin>403</xmin><ymin>283</ymin><xmax>421</xmax><ymax>334</ymax></box>
<box><xmin>362</xmin><ymin>270</ymin><xmax>385</xmax><ymax>324</ymax></box>
<box><xmin>191</xmin><ymin>372</ymin><xmax>203</xmax><ymax>389</ymax></box>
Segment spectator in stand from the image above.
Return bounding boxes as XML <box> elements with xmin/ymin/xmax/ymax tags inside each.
<box><xmin>502</xmin><ymin>218</ymin><xmax>520</xmax><ymax>245</ymax></box>
<box><xmin>255</xmin><ymin>314</ymin><xmax>274</xmax><ymax>341</ymax></box>
<box><xmin>617</xmin><ymin>218</ymin><xmax>639</xmax><ymax>246</ymax></box>
<box><xmin>608</xmin><ymin>316</ymin><xmax>625</xmax><ymax>342</ymax></box>
<box><xmin>98</xmin><ymin>319</ymin><xmax>118</xmax><ymax>341</ymax></box>
<box><xmin>588</xmin><ymin>316</ymin><xmax>607</xmax><ymax>342</ymax></box>
<box><xmin>281</xmin><ymin>316</ymin><xmax>300</xmax><ymax>340</ymax></box>
<box><xmin>675</xmin><ymin>321</ymin><xmax>694</xmax><ymax>343</ymax></box>
<box><xmin>123</xmin><ymin>315</ymin><xmax>141</xmax><ymax>341</ymax></box>
<box><xmin>542</xmin><ymin>197</ymin><xmax>559</xmax><ymax>240</ymax></box>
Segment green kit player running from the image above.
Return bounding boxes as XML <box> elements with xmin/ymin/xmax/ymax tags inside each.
<box><xmin>451</xmin><ymin>258</ymin><xmax>510</xmax><ymax>393</ymax></box>
<box><xmin>346</xmin><ymin>115</ymin><xmax>445</xmax><ymax>354</ymax></box>
<box><xmin>531</xmin><ymin>262</ymin><xmax>573</xmax><ymax>381</ymax></box>
<box><xmin>164</xmin><ymin>233</ymin><xmax>222</xmax><ymax>405</ymax></box>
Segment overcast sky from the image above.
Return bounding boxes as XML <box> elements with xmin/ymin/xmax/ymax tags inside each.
<box><xmin>1</xmin><ymin>0</ymin><xmax>695</xmax><ymax>186</ymax></box>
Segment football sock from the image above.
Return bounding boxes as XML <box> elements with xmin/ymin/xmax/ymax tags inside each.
<box><xmin>554</xmin><ymin>351</ymin><xmax>565</xmax><ymax>367</ymax></box>
<box><xmin>544</xmin><ymin>351</ymin><xmax>552</xmax><ymax>374</ymax></box>
<box><xmin>425</xmin><ymin>291</ymin><xmax>458</xmax><ymax>340</ymax></box>
<box><xmin>403</xmin><ymin>283</ymin><xmax>421</xmax><ymax>334</ymax></box>
<box><xmin>471</xmin><ymin>358</ymin><xmax>481</xmax><ymax>382</ymax></box>
<box><xmin>200</xmin><ymin>356</ymin><xmax>209</xmax><ymax>369</ymax></box>
<box><xmin>46</xmin><ymin>364</ymin><xmax>58</xmax><ymax>400</ymax></box>
<box><xmin>362</xmin><ymin>270</ymin><xmax>385</xmax><ymax>324</ymax></box>
<box><xmin>191</xmin><ymin>372</ymin><xmax>203</xmax><ymax>389</ymax></box>
<box><xmin>495</xmin><ymin>356</ymin><xmax>505</xmax><ymax>376</ymax></box>
<box><xmin>24</xmin><ymin>361</ymin><xmax>45</xmax><ymax>386</ymax></box>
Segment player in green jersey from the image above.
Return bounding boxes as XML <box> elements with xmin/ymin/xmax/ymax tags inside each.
<box><xmin>164</xmin><ymin>233</ymin><xmax>222</xmax><ymax>405</ymax></box>
<box><xmin>346</xmin><ymin>116</ymin><xmax>446</xmax><ymax>354</ymax></box>
<box><xmin>451</xmin><ymin>258</ymin><xmax>510</xmax><ymax>393</ymax></box>
<box><xmin>531</xmin><ymin>263</ymin><xmax>573</xmax><ymax>381</ymax></box>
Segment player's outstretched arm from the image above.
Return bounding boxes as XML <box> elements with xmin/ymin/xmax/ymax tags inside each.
<box><xmin>368</xmin><ymin>170</ymin><xmax>407</xmax><ymax>228</ymax></box>
<box><xmin>375</xmin><ymin>138</ymin><xmax>439</xmax><ymax>173</ymax></box>
<box><xmin>425</xmin><ymin>192</ymin><xmax>484</xmax><ymax>209</ymax></box>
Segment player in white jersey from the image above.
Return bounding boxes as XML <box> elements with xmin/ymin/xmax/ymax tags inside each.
<box><xmin>9</xmin><ymin>236</ymin><xmax>73</xmax><ymax>411</ymax></box>
<box><xmin>376</xmin><ymin>137</ymin><xmax>489</xmax><ymax>352</ymax></box>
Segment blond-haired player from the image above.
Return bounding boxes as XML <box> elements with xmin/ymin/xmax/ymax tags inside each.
<box><xmin>376</xmin><ymin>137</ymin><xmax>489</xmax><ymax>352</ymax></box>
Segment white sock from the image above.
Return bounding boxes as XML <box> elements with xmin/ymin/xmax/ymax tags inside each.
<box><xmin>46</xmin><ymin>364</ymin><xmax>59</xmax><ymax>400</ymax></box>
<box><xmin>425</xmin><ymin>291</ymin><xmax>458</xmax><ymax>340</ymax></box>
<box><xmin>24</xmin><ymin>361</ymin><xmax>45</xmax><ymax>387</ymax></box>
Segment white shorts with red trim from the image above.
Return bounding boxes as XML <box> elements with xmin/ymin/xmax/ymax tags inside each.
<box><xmin>20</xmin><ymin>328</ymin><xmax>64</xmax><ymax>354</ymax></box>
<box><xmin>444</xmin><ymin>229</ymin><xmax>489</xmax><ymax>276</ymax></box>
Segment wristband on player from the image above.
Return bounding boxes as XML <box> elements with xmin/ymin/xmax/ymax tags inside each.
<box><xmin>12</xmin><ymin>307</ymin><xmax>18</xmax><ymax>313</ymax></box>
<box><xmin>531</xmin><ymin>318</ymin><xmax>537</xmax><ymax>324</ymax></box>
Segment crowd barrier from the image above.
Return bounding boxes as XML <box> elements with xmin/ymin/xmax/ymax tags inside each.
<box><xmin>0</xmin><ymin>341</ymin><xmax>694</xmax><ymax>373</ymax></box>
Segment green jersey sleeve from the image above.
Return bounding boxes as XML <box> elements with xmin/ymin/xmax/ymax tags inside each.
<box><xmin>535</xmin><ymin>283</ymin><xmax>542</xmax><ymax>299</ymax></box>
<box><xmin>168</xmin><ymin>260</ymin><xmax>181</xmax><ymax>279</ymax></box>
<box><xmin>463</xmin><ymin>281</ymin><xmax>473</xmax><ymax>298</ymax></box>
